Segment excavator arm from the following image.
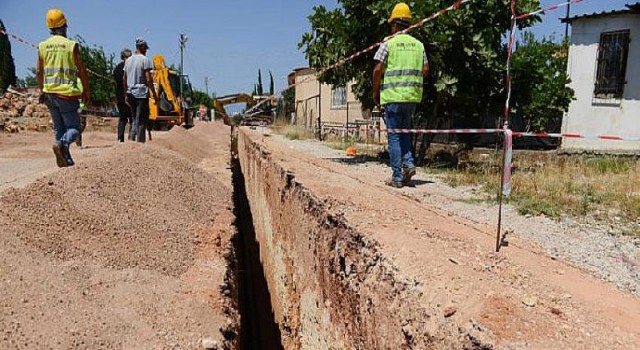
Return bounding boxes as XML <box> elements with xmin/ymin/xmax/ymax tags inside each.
<box><xmin>213</xmin><ymin>93</ymin><xmax>257</xmax><ymax>126</ymax></box>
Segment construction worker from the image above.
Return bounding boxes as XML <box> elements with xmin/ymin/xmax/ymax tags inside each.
<box><xmin>373</xmin><ymin>2</ymin><xmax>429</xmax><ymax>188</ymax></box>
<box><xmin>123</xmin><ymin>38</ymin><xmax>158</xmax><ymax>143</ymax></box>
<box><xmin>36</xmin><ymin>8</ymin><xmax>90</xmax><ymax>167</ymax></box>
<box><xmin>113</xmin><ymin>48</ymin><xmax>133</xmax><ymax>142</ymax></box>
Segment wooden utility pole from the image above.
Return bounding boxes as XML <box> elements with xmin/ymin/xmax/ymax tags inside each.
<box><xmin>564</xmin><ymin>3</ymin><xmax>571</xmax><ymax>40</ymax></box>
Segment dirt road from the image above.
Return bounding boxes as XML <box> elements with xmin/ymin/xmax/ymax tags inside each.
<box><xmin>238</xmin><ymin>128</ymin><xmax>640</xmax><ymax>349</ymax></box>
<box><xmin>0</xmin><ymin>125</ymin><xmax>237</xmax><ymax>349</ymax></box>
<box><xmin>2</xmin><ymin>123</ymin><xmax>639</xmax><ymax>349</ymax></box>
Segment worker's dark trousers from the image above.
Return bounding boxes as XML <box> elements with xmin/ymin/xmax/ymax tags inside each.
<box><xmin>128</xmin><ymin>95</ymin><xmax>149</xmax><ymax>143</ymax></box>
<box><xmin>116</xmin><ymin>100</ymin><xmax>132</xmax><ymax>142</ymax></box>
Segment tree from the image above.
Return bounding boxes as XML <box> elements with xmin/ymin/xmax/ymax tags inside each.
<box><xmin>16</xmin><ymin>67</ymin><xmax>37</xmax><ymax>88</ymax></box>
<box><xmin>191</xmin><ymin>89</ymin><xmax>213</xmax><ymax>108</ymax></box>
<box><xmin>257</xmin><ymin>69</ymin><xmax>263</xmax><ymax>96</ymax></box>
<box><xmin>269</xmin><ymin>70</ymin><xmax>274</xmax><ymax>95</ymax></box>
<box><xmin>299</xmin><ymin>0</ymin><xmax>543</xmax><ymax>127</ymax></box>
<box><xmin>0</xmin><ymin>19</ymin><xmax>17</xmax><ymax>92</ymax></box>
<box><xmin>74</xmin><ymin>36</ymin><xmax>115</xmax><ymax>106</ymax></box>
<box><xmin>277</xmin><ymin>87</ymin><xmax>295</xmax><ymax>120</ymax></box>
<box><xmin>511</xmin><ymin>32</ymin><xmax>574</xmax><ymax>132</ymax></box>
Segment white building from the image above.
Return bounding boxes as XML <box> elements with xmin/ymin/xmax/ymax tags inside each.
<box><xmin>562</xmin><ymin>3</ymin><xmax>640</xmax><ymax>153</ymax></box>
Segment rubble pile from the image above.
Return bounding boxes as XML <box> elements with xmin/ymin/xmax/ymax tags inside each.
<box><xmin>0</xmin><ymin>92</ymin><xmax>51</xmax><ymax>133</ymax></box>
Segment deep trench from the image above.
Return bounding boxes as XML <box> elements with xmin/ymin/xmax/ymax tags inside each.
<box><xmin>231</xmin><ymin>154</ymin><xmax>285</xmax><ymax>350</ymax></box>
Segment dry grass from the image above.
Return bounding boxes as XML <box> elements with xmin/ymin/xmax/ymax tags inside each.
<box><xmin>271</xmin><ymin>125</ymin><xmax>315</xmax><ymax>141</ymax></box>
<box><xmin>426</xmin><ymin>152</ymin><xmax>640</xmax><ymax>228</ymax></box>
<box><xmin>323</xmin><ymin>134</ymin><xmax>382</xmax><ymax>157</ymax></box>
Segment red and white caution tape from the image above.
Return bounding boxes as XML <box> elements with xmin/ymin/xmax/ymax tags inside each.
<box><xmin>0</xmin><ymin>28</ymin><xmax>113</xmax><ymax>82</ymax></box>
<box><xmin>246</xmin><ymin>0</ymin><xmax>473</xmax><ymax>115</ymax></box>
<box><xmin>317</xmin><ymin>0</ymin><xmax>472</xmax><ymax>77</ymax></box>
<box><xmin>385</xmin><ymin>128</ymin><xmax>503</xmax><ymax>134</ymax></box>
<box><xmin>516</xmin><ymin>0</ymin><xmax>584</xmax><ymax>20</ymax></box>
<box><xmin>0</xmin><ymin>29</ymin><xmax>38</xmax><ymax>49</ymax></box>
<box><xmin>502</xmin><ymin>0</ymin><xmax>517</xmax><ymax>126</ymax></box>
<box><xmin>512</xmin><ymin>132</ymin><xmax>640</xmax><ymax>142</ymax></box>
<box><xmin>384</xmin><ymin>128</ymin><xmax>640</xmax><ymax>141</ymax></box>
<box><xmin>502</xmin><ymin>127</ymin><xmax>513</xmax><ymax>196</ymax></box>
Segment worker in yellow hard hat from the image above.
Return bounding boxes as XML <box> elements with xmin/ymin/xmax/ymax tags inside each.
<box><xmin>36</xmin><ymin>8</ymin><xmax>90</xmax><ymax>167</ymax></box>
<box><xmin>373</xmin><ymin>2</ymin><xmax>429</xmax><ymax>188</ymax></box>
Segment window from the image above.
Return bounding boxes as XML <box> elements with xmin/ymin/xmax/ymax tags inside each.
<box><xmin>331</xmin><ymin>86</ymin><xmax>347</xmax><ymax>108</ymax></box>
<box><xmin>594</xmin><ymin>30</ymin><xmax>630</xmax><ymax>98</ymax></box>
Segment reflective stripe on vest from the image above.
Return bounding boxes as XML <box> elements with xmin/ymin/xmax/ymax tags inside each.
<box><xmin>39</xmin><ymin>35</ymin><xmax>81</xmax><ymax>97</ymax></box>
<box><xmin>43</xmin><ymin>67</ymin><xmax>78</xmax><ymax>76</ymax></box>
<box><xmin>380</xmin><ymin>34</ymin><xmax>424</xmax><ymax>105</ymax></box>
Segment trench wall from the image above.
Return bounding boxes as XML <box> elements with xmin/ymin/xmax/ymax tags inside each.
<box><xmin>235</xmin><ymin>128</ymin><xmax>464</xmax><ymax>349</ymax></box>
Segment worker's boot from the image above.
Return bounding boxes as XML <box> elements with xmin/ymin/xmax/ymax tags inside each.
<box><xmin>60</xmin><ymin>144</ymin><xmax>74</xmax><ymax>167</ymax></box>
<box><xmin>52</xmin><ymin>143</ymin><xmax>68</xmax><ymax>168</ymax></box>
<box><xmin>75</xmin><ymin>132</ymin><xmax>83</xmax><ymax>147</ymax></box>
<box><xmin>385</xmin><ymin>178</ymin><xmax>403</xmax><ymax>188</ymax></box>
<box><xmin>402</xmin><ymin>167</ymin><xmax>417</xmax><ymax>185</ymax></box>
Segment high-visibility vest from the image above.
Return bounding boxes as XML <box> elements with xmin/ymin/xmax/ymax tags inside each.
<box><xmin>77</xmin><ymin>78</ymin><xmax>86</xmax><ymax>110</ymax></box>
<box><xmin>38</xmin><ymin>35</ymin><xmax>82</xmax><ymax>97</ymax></box>
<box><xmin>380</xmin><ymin>34</ymin><xmax>424</xmax><ymax>105</ymax></box>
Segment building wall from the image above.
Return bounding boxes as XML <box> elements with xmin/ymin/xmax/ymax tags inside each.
<box><xmin>293</xmin><ymin>69</ymin><xmax>364</xmax><ymax>129</ymax></box>
<box><xmin>562</xmin><ymin>15</ymin><xmax>640</xmax><ymax>153</ymax></box>
<box><xmin>294</xmin><ymin>70</ymin><xmax>319</xmax><ymax>129</ymax></box>
<box><xmin>318</xmin><ymin>83</ymin><xmax>364</xmax><ymax>125</ymax></box>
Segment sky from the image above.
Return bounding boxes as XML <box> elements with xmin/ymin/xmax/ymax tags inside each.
<box><xmin>0</xmin><ymin>0</ymin><xmax>634</xmax><ymax>97</ymax></box>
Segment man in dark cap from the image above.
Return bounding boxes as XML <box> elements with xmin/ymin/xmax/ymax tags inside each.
<box><xmin>123</xmin><ymin>38</ymin><xmax>158</xmax><ymax>143</ymax></box>
<box><xmin>113</xmin><ymin>48</ymin><xmax>132</xmax><ymax>142</ymax></box>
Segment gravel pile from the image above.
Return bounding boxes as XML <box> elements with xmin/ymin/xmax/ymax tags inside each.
<box><xmin>0</xmin><ymin>129</ymin><xmax>236</xmax><ymax>349</ymax></box>
<box><xmin>0</xmin><ymin>144</ymin><xmax>229</xmax><ymax>276</ymax></box>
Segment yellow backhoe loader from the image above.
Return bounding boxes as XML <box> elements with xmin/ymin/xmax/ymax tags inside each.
<box><xmin>149</xmin><ymin>54</ymin><xmax>193</xmax><ymax>129</ymax></box>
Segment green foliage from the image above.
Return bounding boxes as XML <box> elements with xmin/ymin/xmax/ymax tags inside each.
<box><xmin>257</xmin><ymin>69</ymin><xmax>263</xmax><ymax>95</ymax></box>
<box><xmin>515</xmin><ymin>195</ymin><xmax>561</xmax><ymax>217</ymax></box>
<box><xmin>586</xmin><ymin>156</ymin><xmax>632</xmax><ymax>174</ymax></box>
<box><xmin>191</xmin><ymin>89</ymin><xmax>213</xmax><ymax>108</ymax></box>
<box><xmin>74</xmin><ymin>36</ymin><xmax>115</xmax><ymax>106</ymax></box>
<box><xmin>269</xmin><ymin>70</ymin><xmax>274</xmax><ymax>95</ymax></box>
<box><xmin>277</xmin><ymin>87</ymin><xmax>295</xmax><ymax>118</ymax></box>
<box><xmin>511</xmin><ymin>32</ymin><xmax>574</xmax><ymax>132</ymax></box>
<box><xmin>0</xmin><ymin>19</ymin><xmax>17</xmax><ymax>92</ymax></box>
<box><xmin>299</xmin><ymin>0</ymin><xmax>562</xmax><ymax>130</ymax></box>
<box><xmin>16</xmin><ymin>67</ymin><xmax>37</xmax><ymax>88</ymax></box>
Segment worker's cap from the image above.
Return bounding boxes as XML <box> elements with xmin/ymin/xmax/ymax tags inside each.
<box><xmin>120</xmin><ymin>48</ymin><xmax>132</xmax><ymax>60</ymax></box>
<box><xmin>135</xmin><ymin>37</ymin><xmax>149</xmax><ymax>48</ymax></box>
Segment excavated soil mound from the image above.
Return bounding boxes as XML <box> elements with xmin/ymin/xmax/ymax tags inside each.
<box><xmin>0</xmin><ymin>132</ymin><xmax>237</xmax><ymax>349</ymax></box>
<box><xmin>1</xmin><ymin>145</ymin><xmax>226</xmax><ymax>276</ymax></box>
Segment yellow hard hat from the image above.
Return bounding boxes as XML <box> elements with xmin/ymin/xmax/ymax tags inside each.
<box><xmin>46</xmin><ymin>8</ymin><xmax>67</xmax><ymax>29</ymax></box>
<box><xmin>388</xmin><ymin>2</ymin><xmax>412</xmax><ymax>23</ymax></box>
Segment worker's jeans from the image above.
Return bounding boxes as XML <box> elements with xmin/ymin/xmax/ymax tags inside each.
<box><xmin>116</xmin><ymin>99</ymin><xmax>133</xmax><ymax>142</ymax></box>
<box><xmin>45</xmin><ymin>94</ymin><xmax>80</xmax><ymax>148</ymax></box>
<box><xmin>128</xmin><ymin>95</ymin><xmax>149</xmax><ymax>143</ymax></box>
<box><xmin>384</xmin><ymin>102</ymin><xmax>416</xmax><ymax>182</ymax></box>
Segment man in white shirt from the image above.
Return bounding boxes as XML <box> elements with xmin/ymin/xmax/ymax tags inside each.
<box><xmin>123</xmin><ymin>38</ymin><xmax>158</xmax><ymax>143</ymax></box>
